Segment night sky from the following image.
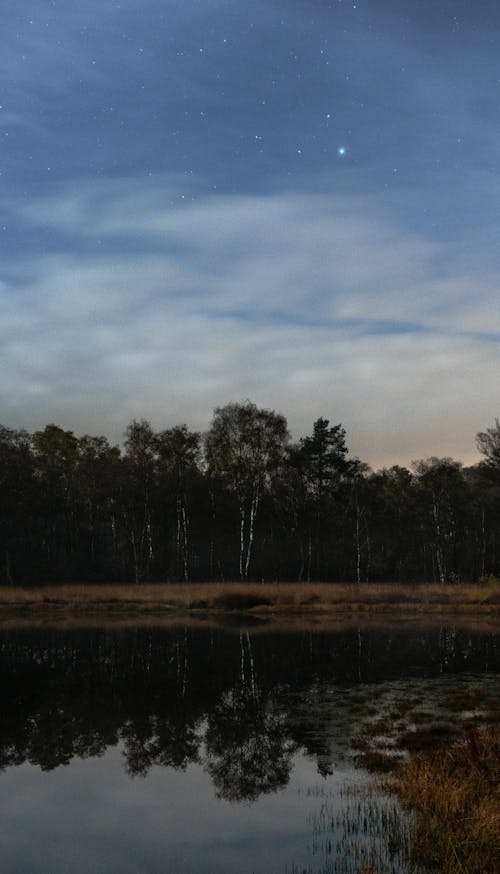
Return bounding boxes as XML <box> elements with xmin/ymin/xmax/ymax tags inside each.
<box><xmin>2</xmin><ymin>0</ymin><xmax>499</xmax><ymax>468</ymax></box>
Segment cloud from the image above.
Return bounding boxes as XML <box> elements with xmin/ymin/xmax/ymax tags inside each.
<box><xmin>2</xmin><ymin>177</ymin><xmax>499</xmax><ymax>468</ymax></box>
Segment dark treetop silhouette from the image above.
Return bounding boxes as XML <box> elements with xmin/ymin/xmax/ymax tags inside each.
<box><xmin>1</xmin><ymin>403</ymin><xmax>500</xmax><ymax>585</ymax></box>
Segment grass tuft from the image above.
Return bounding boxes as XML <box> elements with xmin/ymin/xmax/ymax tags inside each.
<box><xmin>386</xmin><ymin>723</ymin><xmax>500</xmax><ymax>874</ymax></box>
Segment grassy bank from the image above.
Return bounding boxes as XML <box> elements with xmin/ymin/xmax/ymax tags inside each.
<box><xmin>0</xmin><ymin>581</ymin><xmax>498</xmax><ymax>615</ymax></box>
<box><xmin>386</xmin><ymin>723</ymin><xmax>500</xmax><ymax>874</ymax></box>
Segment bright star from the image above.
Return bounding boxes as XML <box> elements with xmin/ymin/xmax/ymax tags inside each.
<box><xmin>338</xmin><ymin>146</ymin><xmax>346</xmax><ymax>156</ymax></box>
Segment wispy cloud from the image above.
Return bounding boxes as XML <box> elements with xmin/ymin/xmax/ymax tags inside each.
<box><xmin>1</xmin><ymin>177</ymin><xmax>498</xmax><ymax>467</ymax></box>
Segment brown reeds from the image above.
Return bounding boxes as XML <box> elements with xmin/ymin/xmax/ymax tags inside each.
<box><xmin>0</xmin><ymin>581</ymin><xmax>499</xmax><ymax>615</ymax></box>
<box><xmin>386</xmin><ymin>723</ymin><xmax>500</xmax><ymax>874</ymax></box>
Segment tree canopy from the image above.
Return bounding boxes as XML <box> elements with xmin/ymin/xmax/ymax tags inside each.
<box><xmin>0</xmin><ymin>403</ymin><xmax>498</xmax><ymax>585</ymax></box>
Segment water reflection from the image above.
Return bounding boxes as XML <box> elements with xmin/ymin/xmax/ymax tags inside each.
<box><xmin>0</xmin><ymin>620</ymin><xmax>499</xmax><ymax>873</ymax></box>
<box><xmin>0</xmin><ymin>621</ymin><xmax>498</xmax><ymax>798</ymax></box>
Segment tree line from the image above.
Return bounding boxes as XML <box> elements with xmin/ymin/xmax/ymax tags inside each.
<box><xmin>1</xmin><ymin>401</ymin><xmax>500</xmax><ymax>585</ymax></box>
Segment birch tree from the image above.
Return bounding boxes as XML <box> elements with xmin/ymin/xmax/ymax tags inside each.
<box><xmin>205</xmin><ymin>402</ymin><xmax>289</xmax><ymax>580</ymax></box>
<box><xmin>412</xmin><ymin>457</ymin><xmax>467</xmax><ymax>583</ymax></box>
<box><xmin>157</xmin><ymin>425</ymin><xmax>201</xmax><ymax>582</ymax></box>
<box><xmin>123</xmin><ymin>419</ymin><xmax>157</xmax><ymax>583</ymax></box>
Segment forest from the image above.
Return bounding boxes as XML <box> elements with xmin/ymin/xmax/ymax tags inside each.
<box><xmin>1</xmin><ymin>401</ymin><xmax>500</xmax><ymax>586</ymax></box>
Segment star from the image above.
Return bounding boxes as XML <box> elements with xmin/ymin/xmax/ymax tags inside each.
<box><xmin>338</xmin><ymin>146</ymin><xmax>346</xmax><ymax>156</ymax></box>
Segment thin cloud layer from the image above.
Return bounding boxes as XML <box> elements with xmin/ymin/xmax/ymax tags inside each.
<box><xmin>2</xmin><ymin>178</ymin><xmax>498</xmax><ymax>467</ymax></box>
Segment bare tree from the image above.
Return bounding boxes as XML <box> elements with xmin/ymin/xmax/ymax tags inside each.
<box><xmin>476</xmin><ymin>419</ymin><xmax>500</xmax><ymax>467</ymax></box>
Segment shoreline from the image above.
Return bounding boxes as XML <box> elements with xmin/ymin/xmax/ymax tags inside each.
<box><xmin>0</xmin><ymin>582</ymin><xmax>499</xmax><ymax>619</ymax></box>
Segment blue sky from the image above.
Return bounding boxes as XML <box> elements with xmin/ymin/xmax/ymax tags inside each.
<box><xmin>1</xmin><ymin>0</ymin><xmax>499</xmax><ymax>467</ymax></box>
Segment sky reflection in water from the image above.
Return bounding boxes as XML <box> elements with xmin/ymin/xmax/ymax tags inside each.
<box><xmin>0</xmin><ymin>621</ymin><xmax>498</xmax><ymax>874</ymax></box>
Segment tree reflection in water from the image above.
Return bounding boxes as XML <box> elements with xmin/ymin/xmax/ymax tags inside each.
<box><xmin>121</xmin><ymin>715</ymin><xmax>202</xmax><ymax>777</ymax></box>
<box><xmin>204</xmin><ymin>630</ymin><xmax>295</xmax><ymax>800</ymax></box>
<box><xmin>0</xmin><ymin>622</ymin><xmax>498</xmax><ymax>802</ymax></box>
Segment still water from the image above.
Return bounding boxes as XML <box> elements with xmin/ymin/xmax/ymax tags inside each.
<box><xmin>0</xmin><ymin>617</ymin><xmax>498</xmax><ymax>874</ymax></box>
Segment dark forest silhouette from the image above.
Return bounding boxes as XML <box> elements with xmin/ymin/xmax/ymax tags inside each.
<box><xmin>1</xmin><ymin>402</ymin><xmax>500</xmax><ymax>585</ymax></box>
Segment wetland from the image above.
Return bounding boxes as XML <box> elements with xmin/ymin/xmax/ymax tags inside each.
<box><xmin>0</xmin><ymin>617</ymin><xmax>498</xmax><ymax>873</ymax></box>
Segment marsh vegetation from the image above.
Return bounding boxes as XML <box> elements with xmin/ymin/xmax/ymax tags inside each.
<box><xmin>387</xmin><ymin>723</ymin><xmax>499</xmax><ymax>874</ymax></box>
<box><xmin>1</xmin><ymin>581</ymin><xmax>499</xmax><ymax>616</ymax></box>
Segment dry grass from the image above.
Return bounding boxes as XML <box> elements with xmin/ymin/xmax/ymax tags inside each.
<box><xmin>386</xmin><ymin>723</ymin><xmax>500</xmax><ymax>874</ymax></box>
<box><xmin>0</xmin><ymin>581</ymin><xmax>499</xmax><ymax>615</ymax></box>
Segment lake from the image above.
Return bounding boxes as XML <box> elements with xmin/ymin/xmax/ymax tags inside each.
<box><xmin>0</xmin><ymin>616</ymin><xmax>498</xmax><ymax>874</ymax></box>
